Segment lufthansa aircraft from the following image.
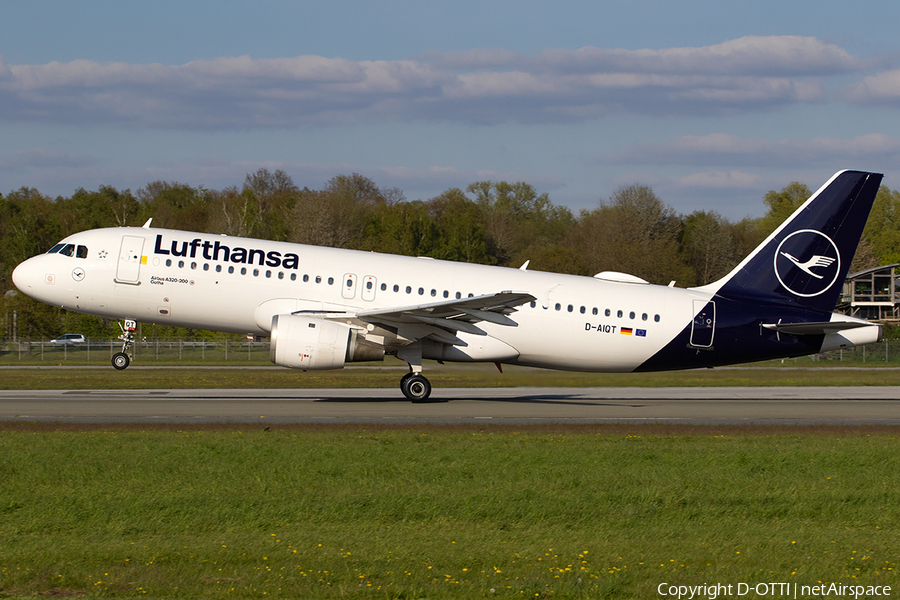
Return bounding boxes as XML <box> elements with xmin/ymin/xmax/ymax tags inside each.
<box><xmin>12</xmin><ymin>170</ymin><xmax>884</xmax><ymax>401</ymax></box>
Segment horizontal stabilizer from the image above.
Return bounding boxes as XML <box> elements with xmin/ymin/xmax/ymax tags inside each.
<box><xmin>761</xmin><ymin>321</ymin><xmax>872</xmax><ymax>336</ymax></box>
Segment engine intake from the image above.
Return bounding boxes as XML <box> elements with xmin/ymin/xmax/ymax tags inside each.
<box><xmin>270</xmin><ymin>314</ymin><xmax>384</xmax><ymax>370</ymax></box>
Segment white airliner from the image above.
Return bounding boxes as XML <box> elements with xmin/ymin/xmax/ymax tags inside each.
<box><xmin>12</xmin><ymin>170</ymin><xmax>884</xmax><ymax>401</ymax></box>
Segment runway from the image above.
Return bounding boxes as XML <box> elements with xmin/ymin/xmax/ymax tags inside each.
<box><xmin>1</xmin><ymin>386</ymin><xmax>899</xmax><ymax>425</ymax></box>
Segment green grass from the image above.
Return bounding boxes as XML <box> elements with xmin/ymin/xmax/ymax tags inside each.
<box><xmin>0</xmin><ymin>425</ymin><xmax>898</xmax><ymax>599</ymax></box>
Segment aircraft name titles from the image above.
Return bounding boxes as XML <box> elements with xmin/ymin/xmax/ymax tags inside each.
<box><xmin>153</xmin><ymin>234</ymin><xmax>300</xmax><ymax>269</ymax></box>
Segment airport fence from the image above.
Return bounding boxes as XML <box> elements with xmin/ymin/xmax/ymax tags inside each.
<box><xmin>3</xmin><ymin>337</ymin><xmax>900</xmax><ymax>366</ymax></box>
<box><xmin>0</xmin><ymin>337</ymin><xmax>272</xmax><ymax>364</ymax></box>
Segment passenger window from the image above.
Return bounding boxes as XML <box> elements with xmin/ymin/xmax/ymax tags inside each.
<box><xmin>266</xmin><ymin>270</ymin><xmax>272</xmax><ymax>278</ymax></box>
<box><xmin>629</xmin><ymin>311</ymin><xmax>635</xmax><ymax>319</ymax></box>
<box><xmin>290</xmin><ymin>273</ymin><xmax>296</xmax><ymax>281</ymax></box>
<box><xmin>191</xmin><ymin>262</ymin><xmax>197</xmax><ymax>270</ymax></box>
<box><xmin>166</xmin><ymin>259</ymin><xmax>172</xmax><ymax>267</ymax></box>
<box><xmin>456</xmin><ymin>292</ymin><xmax>462</xmax><ymax>299</ymax></box>
<box><xmin>418</xmin><ymin>287</ymin><xmax>424</xmax><ymax>295</ymax></box>
<box><xmin>215</xmin><ymin>265</ymin><xmax>222</xmax><ymax>273</ymax></box>
<box><xmin>431</xmin><ymin>289</ymin><xmax>437</xmax><ymax>297</ymax></box>
<box><xmin>76</xmin><ymin>246</ymin><xmax>88</xmax><ymax>259</ymax></box>
<box><xmin>178</xmin><ymin>260</ymin><xmax>185</xmax><ymax>268</ymax></box>
<box><xmin>592</xmin><ymin>308</ymin><xmax>598</xmax><ymax>315</ymax></box>
<box><xmin>303</xmin><ymin>274</ymin><xmax>309</xmax><ymax>282</ymax></box>
<box><xmin>228</xmin><ymin>266</ymin><xmax>234</xmax><ymax>274</ymax></box>
<box><xmin>654</xmin><ymin>314</ymin><xmax>661</xmax><ymax>322</ymax></box>
<box><xmin>277</xmin><ymin>272</ymin><xmax>284</xmax><ymax>279</ymax></box>
<box><xmin>580</xmin><ymin>306</ymin><xmax>586</xmax><ymax>314</ymax></box>
<box><xmin>253</xmin><ymin>269</ymin><xmax>259</xmax><ymax>277</ymax></box>
<box><xmin>316</xmin><ymin>276</ymin><xmax>322</xmax><ymax>283</ymax></box>
<box><xmin>443</xmin><ymin>290</ymin><xmax>449</xmax><ymax>298</ymax></box>
<box><xmin>366</xmin><ymin>281</ymin><xmax>372</xmax><ymax>290</ymax></box>
<box><xmin>203</xmin><ymin>264</ymin><xmax>209</xmax><ymax>271</ymax></box>
<box><xmin>605</xmin><ymin>309</ymin><xmax>611</xmax><ymax>317</ymax></box>
<box><xmin>567</xmin><ymin>305</ymin><xmax>573</xmax><ymax>312</ymax></box>
<box><xmin>406</xmin><ymin>286</ymin><xmax>412</xmax><ymax>294</ymax></box>
<box><xmin>642</xmin><ymin>313</ymin><xmax>648</xmax><ymax>321</ymax></box>
<box><xmin>240</xmin><ymin>267</ymin><xmax>247</xmax><ymax>275</ymax></box>
<box><xmin>555</xmin><ymin>303</ymin><xmax>561</xmax><ymax>311</ymax></box>
<box><xmin>347</xmin><ymin>279</ymin><xmax>354</xmax><ymax>288</ymax></box>
<box><xmin>617</xmin><ymin>310</ymin><xmax>623</xmax><ymax>318</ymax></box>
<box><xmin>530</xmin><ymin>301</ymin><xmax>536</xmax><ymax>308</ymax></box>
<box><xmin>393</xmin><ymin>284</ymin><xmax>399</xmax><ymax>292</ymax></box>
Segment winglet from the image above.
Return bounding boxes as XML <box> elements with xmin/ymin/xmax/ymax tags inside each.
<box><xmin>142</xmin><ymin>218</ymin><xmax>153</xmax><ymax>229</ymax></box>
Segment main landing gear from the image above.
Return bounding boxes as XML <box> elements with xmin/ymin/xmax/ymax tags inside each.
<box><xmin>397</xmin><ymin>343</ymin><xmax>432</xmax><ymax>402</ymax></box>
<box><xmin>112</xmin><ymin>319</ymin><xmax>137</xmax><ymax>370</ymax></box>
<box><xmin>400</xmin><ymin>370</ymin><xmax>432</xmax><ymax>402</ymax></box>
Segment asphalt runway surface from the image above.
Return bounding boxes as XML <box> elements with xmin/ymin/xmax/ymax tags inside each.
<box><xmin>1</xmin><ymin>386</ymin><xmax>900</xmax><ymax>425</ymax></box>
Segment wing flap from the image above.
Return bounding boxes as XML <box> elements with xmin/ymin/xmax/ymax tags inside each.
<box><xmin>357</xmin><ymin>290</ymin><xmax>535</xmax><ymax>345</ymax></box>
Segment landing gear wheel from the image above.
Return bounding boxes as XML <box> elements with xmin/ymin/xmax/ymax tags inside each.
<box><xmin>112</xmin><ymin>352</ymin><xmax>130</xmax><ymax>370</ymax></box>
<box><xmin>401</xmin><ymin>374</ymin><xmax>431</xmax><ymax>402</ymax></box>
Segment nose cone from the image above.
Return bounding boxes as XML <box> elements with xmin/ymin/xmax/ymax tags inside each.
<box><xmin>12</xmin><ymin>258</ymin><xmax>36</xmax><ymax>293</ymax></box>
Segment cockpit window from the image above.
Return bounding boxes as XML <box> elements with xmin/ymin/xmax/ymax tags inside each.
<box><xmin>47</xmin><ymin>243</ymin><xmax>64</xmax><ymax>254</ymax></box>
<box><xmin>59</xmin><ymin>244</ymin><xmax>76</xmax><ymax>257</ymax></box>
<box><xmin>76</xmin><ymin>245</ymin><xmax>88</xmax><ymax>259</ymax></box>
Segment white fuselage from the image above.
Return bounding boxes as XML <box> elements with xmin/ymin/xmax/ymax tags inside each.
<box><xmin>12</xmin><ymin>226</ymin><xmax>713</xmax><ymax>372</ymax></box>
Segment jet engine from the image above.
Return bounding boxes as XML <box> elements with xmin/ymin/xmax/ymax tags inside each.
<box><xmin>270</xmin><ymin>314</ymin><xmax>384</xmax><ymax>370</ymax></box>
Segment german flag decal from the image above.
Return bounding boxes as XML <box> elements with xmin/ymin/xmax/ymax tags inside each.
<box><xmin>621</xmin><ymin>327</ymin><xmax>633</xmax><ymax>335</ymax></box>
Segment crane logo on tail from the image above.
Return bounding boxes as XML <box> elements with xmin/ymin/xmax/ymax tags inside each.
<box><xmin>773</xmin><ymin>229</ymin><xmax>840</xmax><ymax>297</ymax></box>
<box><xmin>778</xmin><ymin>252</ymin><xmax>835</xmax><ymax>279</ymax></box>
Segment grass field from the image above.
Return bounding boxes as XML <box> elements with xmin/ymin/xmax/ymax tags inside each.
<box><xmin>0</xmin><ymin>424</ymin><xmax>898</xmax><ymax>599</ymax></box>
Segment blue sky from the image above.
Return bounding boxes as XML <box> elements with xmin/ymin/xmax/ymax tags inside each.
<box><xmin>2</xmin><ymin>0</ymin><xmax>900</xmax><ymax>220</ymax></box>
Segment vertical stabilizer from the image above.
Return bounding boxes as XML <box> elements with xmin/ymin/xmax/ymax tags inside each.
<box><xmin>705</xmin><ymin>170</ymin><xmax>882</xmax><ymax>312</ymax></box>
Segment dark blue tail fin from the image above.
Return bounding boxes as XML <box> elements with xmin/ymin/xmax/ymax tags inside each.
<box><xmin>707</xmin><ymin>170</ymin><xmax>883</xmax><ymax>312</ymax></box>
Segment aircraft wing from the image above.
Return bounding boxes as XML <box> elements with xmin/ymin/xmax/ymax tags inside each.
<box><xmin>355</xmin><ymin>291</ymin><xmax>536</xmax><ymax>346</ymax></box>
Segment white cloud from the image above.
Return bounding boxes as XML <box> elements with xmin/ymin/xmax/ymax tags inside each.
<box><xmin>0</xmin><ymin>36</ymin><xmax>875</xmax><ymax>129</ymax></box>
<box><xmin>842</xmin><ymin>69</ymin><xmax>900</xmax><ymax>107</ymax></box>
<box><xmin>673</xmin><ymin>170</ymin><xmax>763</xmax><ymax>189</ymax></box>
<box><xmin>0</xmin><ymin>148</ymin><xmax>96</xmax><ymax>171</ymax></box>
<box><xmin>599</xmin><ymin>133</ymin><xmax>900</xmax><ymax>168</ymax></box>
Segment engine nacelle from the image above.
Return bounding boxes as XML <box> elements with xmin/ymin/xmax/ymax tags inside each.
<box><xmin>270</xmin><ymin>314</ymin><xmax>384</xmax><ymax>370</ymax></box>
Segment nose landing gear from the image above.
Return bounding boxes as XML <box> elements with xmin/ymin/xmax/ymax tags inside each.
<box><xmin>111</xmin><ymin>319</ymin><xmax>137</xmax><ymax>370</ymax></box>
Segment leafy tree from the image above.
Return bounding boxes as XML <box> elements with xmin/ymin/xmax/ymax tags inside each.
<box><xmin>574</xmin><ymin>184</ymin><xmax>692</xmax><ymax>285</ymax></box>
<box><xmin>425</xmin><ymin>188</ymin><xmax>493</xmax><ymax>264</ymax></box>
<box><xmin>361</xmin><ymin>200</ymin><xmax>437</xmax><ymax>257</ymax></box>
<box><xmin>242</xmin><ymin>168</ymin><xmax>299</xmax><ymax>240</ymax></box>
<box><xmin>136</xmin><ymin>181</ymin><xmax>211</xmax><ymax>231</ymax></box>
<box><xmin>758</xmin><ymin>181</ymin><xmax>811</xmax><ymax>237</ymax></box>
<box><xmin>682</xmin><ymin>210</ymin><xmax>737</xmax><ymax>286</ymax></box>
<box><xmin>292</xmin><ymin>174</ymin><xmax>389</xmax><ymax>249</ymax></box>
<box><xmin>862</xmin><ymin>185</ymin><xmax>900</xmax><ymax>265</ymax></box>
<box><xmin>466</xmin><ymin>181</ymin><xmax>573</xmax><ymax>268</ymax></box>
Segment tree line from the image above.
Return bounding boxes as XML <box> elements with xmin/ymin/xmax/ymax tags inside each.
<box><xmin>3</xmin><ymin>169</ymin><xmax>900</xmax><ymax>340</ymax></box>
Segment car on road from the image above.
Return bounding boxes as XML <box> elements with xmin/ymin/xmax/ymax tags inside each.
<box><xmin>49</xmin><ymin>334</ymin><xmax>86</xmax><ymax>344</ymax></box>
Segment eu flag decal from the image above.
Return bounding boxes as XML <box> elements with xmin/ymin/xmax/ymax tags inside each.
<box><xmin>636</xmin><ymin>329</ymin><xmax>647</xmax><ymax>337</ymax></box>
